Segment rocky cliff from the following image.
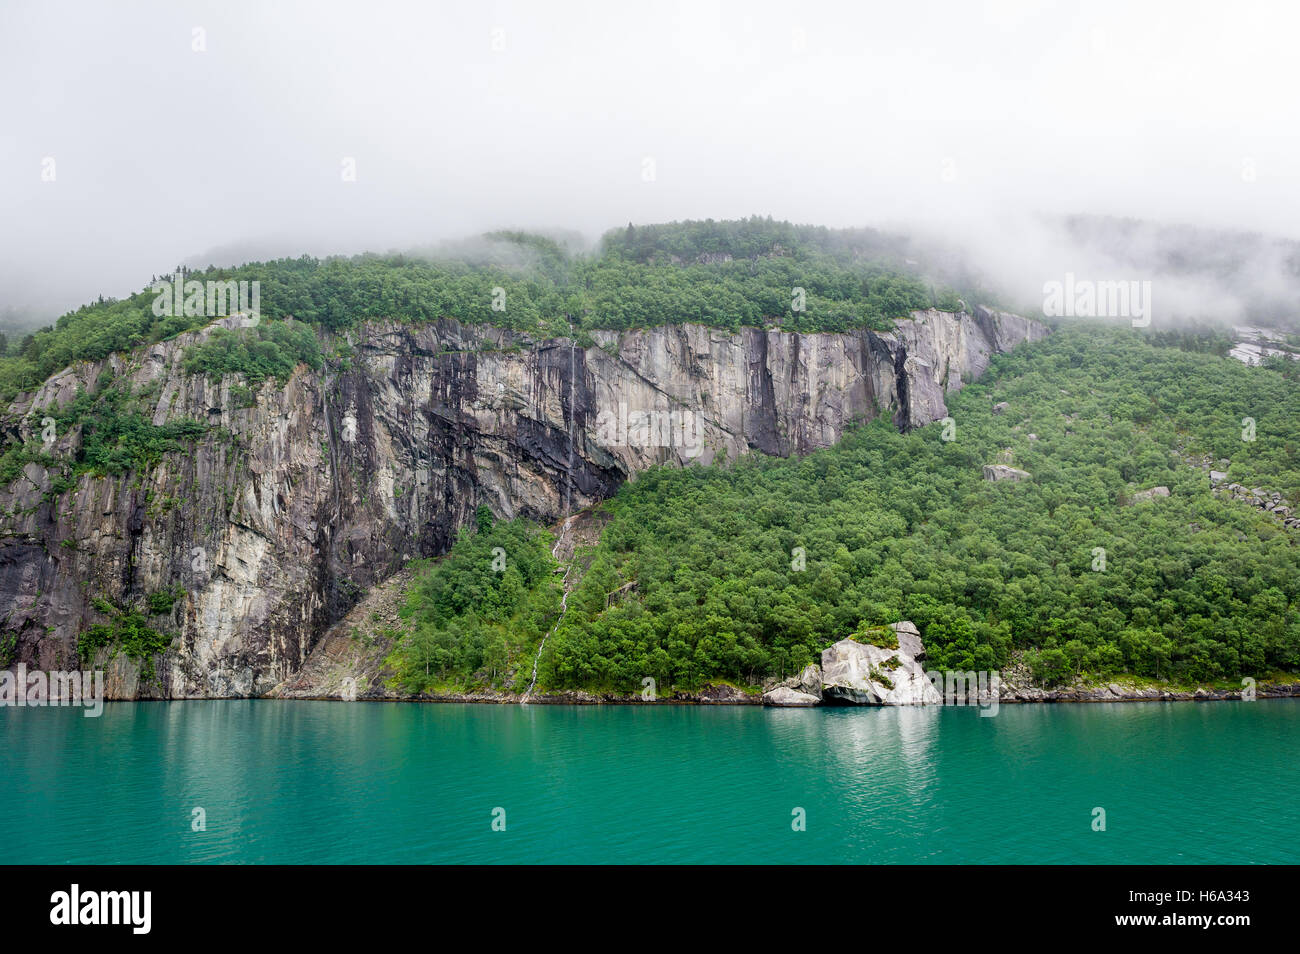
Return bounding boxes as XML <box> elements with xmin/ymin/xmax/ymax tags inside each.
<box><xmin>0</xmin><ymin>306</ymin><xmax>1046</xmax><ymax>698</ymax></box>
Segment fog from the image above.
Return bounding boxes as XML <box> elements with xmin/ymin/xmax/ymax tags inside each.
<box><xmin>3</xmin><ymin>0</ymin><xmax>1300</xmax><ymax>327</ymax></box>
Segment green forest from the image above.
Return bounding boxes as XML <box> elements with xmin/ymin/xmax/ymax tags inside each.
<box><xmin>0</xmin><ymin>218</ymin><xmax>969</xmax><ymax>401</ymax></box>
<box><xmin>3</xmin><ymin>218</ymin><xmax>1298</xmax><ymax>695</ymax></box>
<box><xmin>390</xmin><ymin>509</ymin><xmax>560</xmax><ymax>692</ymax></box>
<box><xmin>389</xmin><ymin>324</ymin><xmax>1300</xmax><ymax>695</ymax></box>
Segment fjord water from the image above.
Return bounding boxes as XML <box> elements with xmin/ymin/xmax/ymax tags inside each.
<box><xmin>3</xmin><ymin>700</ymin><xmax>1297</xmax><ymax>864</ymax></box>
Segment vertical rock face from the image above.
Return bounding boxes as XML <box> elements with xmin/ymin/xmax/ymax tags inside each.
<box><xmin>0</xmin><ymin>309</ymin><xmax>1045</xmax><ymax>698</ymax></box>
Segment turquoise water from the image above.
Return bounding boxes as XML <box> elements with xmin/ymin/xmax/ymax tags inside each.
<box><xmin>2</xmin><ymin>700</ymin><xmax>1297</xmax><ymax>864</ymax></box>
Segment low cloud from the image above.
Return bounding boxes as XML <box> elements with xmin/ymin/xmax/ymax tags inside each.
<box><xmin>3</xmin><ymin>0</ymin><xmax>1298</xmax><ymax>331</ymax></box>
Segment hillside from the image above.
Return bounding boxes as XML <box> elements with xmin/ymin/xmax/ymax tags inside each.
<box><xmin>0</xmin><ymin>250</ymin><xmax>1040</xmax><ymax>697</ymax></box>
<box><xmin>2</xmin><ymin>220</ymin><xmax>1298</xmax><ymax>701</ymax></box>
<box><xmin>382</xmin><ymin>324</ymin><xmax>1300</xmax><ymax>697</ymax></box>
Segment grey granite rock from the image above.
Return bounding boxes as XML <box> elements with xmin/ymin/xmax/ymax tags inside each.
<box><xmin>796</xmin><ymin>663</ymin><xmax>822</xmax><ymax>696</ymax></box>
<box><xmin>1131</xmin><ymin>486</ymin><xmax>1170</xmax><ymax>502</ymax></box>
<box><xmin>762</xmin><ymin>686</ymin><xmax>822</xmax><ymax>707</ymax></box>
<box><xmin>820</xmin><ymin>638</ymin><xmax>941</xmax><ymax>706</ymax></box>
<box><xmin>983</xmin><ymin>464</ymin><xmax>1031</xmax><ymax>482</ymax></box>
<box><xmin>889</xmin><ymin>621</ymin><xmax>925</xmax><ymax>660</ymax></box>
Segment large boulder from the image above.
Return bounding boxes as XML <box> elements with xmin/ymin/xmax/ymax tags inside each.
<box><xmin>821</xmin><ymin>638</ymin><xmax>941</xmax><ymax>706</ymax></box>
<box><xmin>983</xmin><ymin>464</ymin><xmax>1031</xmax><ymax>482</ymax></box>
<box><xmin>796</xmin><ymin>663</ymin><xmax>822</xmax><ymax>696</ymax></box>
<box><xmin>1131</xmin><ymin>485</ymin><xmax>1170</xmax><ymax>502</ymax></box>
<box><xmin>776</xmin><ymin>663</ymin><xmax>824</xmax><ymax>697</ymax></box>
<box><xmin>696</xmin><ymin>684</ymin><xmax>752</xmax><ymax>704</ymax></box>
<box><xmin>762</xmin><ymin>686</ymin><xmax>822</xmax><ymax>707</ymax></box>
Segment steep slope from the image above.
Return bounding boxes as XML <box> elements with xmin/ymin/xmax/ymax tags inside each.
<box><xmin>0</xmin><ymin>306</ymin><xmax>1045</xmax><ymax>698</ymax></box>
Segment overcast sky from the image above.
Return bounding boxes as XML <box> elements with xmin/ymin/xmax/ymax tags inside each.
<box><xmin>3</xmin><ymin>0</ymin><xmax>1299</xmax><ymax>322</ymax></box>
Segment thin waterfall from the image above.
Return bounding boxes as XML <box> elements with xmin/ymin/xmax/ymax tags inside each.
<box><xmin>522</xmin><ymin>515</ymin><xmax>573</xmax><ymax>701</ymax></box>
<box><xmin>522</xmin><ymin>330</ymin><xmax>577</xmax><ymax>703</ymax></box>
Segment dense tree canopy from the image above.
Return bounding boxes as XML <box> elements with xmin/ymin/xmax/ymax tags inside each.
<box><xmin>392</xmin><ymin>325</ymin><xmax>1300</xmax><ymax>694</ymax></box>
<box><xmin>390</xmin><ymin>513</ymin><xmax>560</xmax><ymax>693</ymax></box>
<box><xmin>0</xmin><ymin>218</ymin><xmax>975</xmax><ymax>400</ymax></box>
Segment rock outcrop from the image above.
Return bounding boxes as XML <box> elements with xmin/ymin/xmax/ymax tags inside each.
<box><xmin>0</xmin><ymin>309</ymin><xmax>1045</xmax><ymax>698</ymax></box>
<box><xmin>764</xmin><ymin>662</ymin><xmax>825</xmax><ymax>706</ymax></box>
<box><xmin>795</xmin><ymin>663</ymin><xmax>822</xmax><ymax>696</ymax></box>
<box><xmin>1130</xmin><ymin>485</ymin><xmax>1170</xmax><ymax>502</ymax></box>
<box><xmin>761</xmin><ymin>686</ymin><xmax>822</xmax><ymax>707</ymax></box>
<box><xmin>983</xmin><ymin>464</ymin><xmax>1031</xmax><ymax>482</ymax></box>
<box><xmin>1189</xmin><ymin>456</ymin><xmax>1299</xmax><ymax>530</ymax></box>
<box><xmin>820</xmin><ymin>623</ymin><xmax>941</xmax><ymax>706</ymax></box>
<box><xmin>890</xmin><ymin>621</ymin><xmax>925</xmax><ymax>661</ymax></box>
<box><xmin>1216</xmin><ymin>481</ymin><xmax>1299</xmax><ymax>529</ymax></box>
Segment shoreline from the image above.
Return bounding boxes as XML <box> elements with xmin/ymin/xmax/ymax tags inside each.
<box><xmin>327</xmin><ymin>685</ymin><xmax>1300</xmax><ymax>705</ymax></box>
<box><xmin>99</xmin><ymin>681</ymin><xmax>1299</xmax><ymax>705</ymax></box>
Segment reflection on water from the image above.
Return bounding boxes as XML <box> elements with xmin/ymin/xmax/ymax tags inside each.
<box><xmin>2</xmin><ymin>700</ymin><xmax>1297</xmax><ymax>864</ymax></box>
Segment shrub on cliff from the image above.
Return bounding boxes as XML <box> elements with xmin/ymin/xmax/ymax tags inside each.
<box><xmin>182</xmin><ymin>319</ymin><xmax>322</xmax><ymax>385</ymax></box>
<box><xmin>387</xmin><ymin>518</ymin><xmax>560</xmax><ymax>692</ymax></box>
<box><xmin>0</xmin><ymin>218</ymin><xmax>980</xmax><ymax>402</ymax></box>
